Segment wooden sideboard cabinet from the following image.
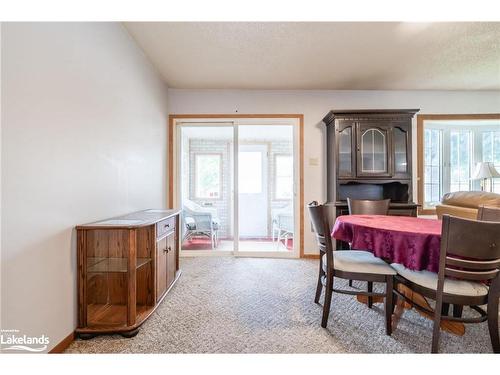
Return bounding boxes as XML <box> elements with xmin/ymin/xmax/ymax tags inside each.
<box><xmin>76</xmin><ymin>209</ymin><xmax>181</xmax><ymax>338</ymax></box>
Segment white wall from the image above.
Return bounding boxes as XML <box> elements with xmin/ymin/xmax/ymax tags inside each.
<box><xmin>1</xmin><ymin>23</ymin><xmax>169</xmax><ymax>352</ymax></box>
<box><xmin>168</xmin><ymin>89</ymin><xmax>500</xmax><ymax>255</ymax></box>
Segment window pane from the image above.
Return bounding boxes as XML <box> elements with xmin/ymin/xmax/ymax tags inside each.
<box><xmin>432</xmin><ymin>185</ymin><xmax>439</xmax><ymax>203</ymax></box>
<box><xmin>432</xmin><ymin>166</ymin><xmax>440</xmax><ymax>182</ymax></box>
<box><xmin>276</xmin><ymin>155</ymin><xmax>293</xmax><ymax>177</ymax></box>
<box><xmin>276</xmin><ymin>177</ymin><xmax>293</xmax><ymax>199</ymax></box>
<box><xmin>424</xmin><ymin>166</ymin><xmax>432</xmax><ymax>183</ymax></box>
<box><xmin>450</xmin><ymin>131</ymin><xmax>471</xmax><ymax>192</ymax></box>
<box><xmin>275</xmin><ymin>155</ymin><xmax>293</xmax><ymax>199</ymax></box>
<box><xmin>423</xmin><ymin>128</ymin><xmax>442</xmax><ymax>207</ymax></box>
<box><xmin>195</xmin><ymin>154</ymin><xmax>221</xmax><ymax>199</ymax></box>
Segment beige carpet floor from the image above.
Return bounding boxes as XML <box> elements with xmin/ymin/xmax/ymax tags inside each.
<box><xmin>66</xmin><ymin>257</ymin><xmax>495</xmax><ymax>353</ymax></box>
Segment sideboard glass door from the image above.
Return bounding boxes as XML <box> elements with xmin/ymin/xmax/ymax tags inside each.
<box><xmin>85</xmin><ymin>229</ymin><xmax>129</xmax><ymax>328</ymax></box>
<box><xmin>357</xmin><ymin>124</ymin><xmax>391</xmax><ymax>177</ymax></box>
<box><xmin>393</xmin><ymin>125</ymin><xmax>411</xmax><ymax>178</ymax></box>
<box><xmin>337</xmin><ymin>123</ymin><xmax>354</xmax><ymax>178</ymax></box>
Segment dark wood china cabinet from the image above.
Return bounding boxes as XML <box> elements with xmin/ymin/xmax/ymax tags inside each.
<box><xmin>323</xmin><ymin>109</ymin><xmax>419</xmax><ymax>249</ymax></box>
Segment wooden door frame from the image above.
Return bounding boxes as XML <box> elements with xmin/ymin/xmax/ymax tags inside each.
<box><xmin>417</xmin><ymin>113</ymin><xmax>500</xmax><ymax>215</ymax></box>
<box><xmin>168</xmin><ymin>114</ymin><xmax>305</xmax><ymax>257</ymax></box>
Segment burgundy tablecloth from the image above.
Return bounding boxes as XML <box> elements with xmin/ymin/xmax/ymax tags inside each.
<box><xmin>331</xmin><ymin>215</ymin><xmax>442</xmax><ymax>272</ymax></box>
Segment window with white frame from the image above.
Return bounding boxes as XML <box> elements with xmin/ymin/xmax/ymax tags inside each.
<box><xmin>422</xmin><ymin>120</ymin><xmax>500</xmax><ymax>209</ymax></box>
<box><xmin>194</xmin><ymin>153</ymin><xmax>222</xmax><ymax>199</ymax></box>
<box><xmin>274</xmin><ymin>154</ymin><xmax>293</xmax><ymax>200</ymax></box>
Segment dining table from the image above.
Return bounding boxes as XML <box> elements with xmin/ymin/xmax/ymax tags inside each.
<box><xmin>331</xmin><ymin>214</ymin><xmax>465</xmax><ymax>336</ymax></box>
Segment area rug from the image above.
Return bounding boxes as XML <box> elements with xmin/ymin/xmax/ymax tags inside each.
<box><xmin>65</xmin><ymin>257</ymin><xmax>495</xmax><ymax>353</ymax></box>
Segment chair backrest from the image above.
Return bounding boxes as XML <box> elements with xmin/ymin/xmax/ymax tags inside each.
<box><xmin>182</xmin><ymin>198</ymin><xmax>202</xmax><ymax>213</ymax></box>
<box><xmin>307</xmin><ymin>202</ymin><xmax>334</xmax><ymax>256</ymax></box>
<box><xmin>347</xmin><ymin>198</ymin><xmax>391</xmax><ymax>215</ymax></box>
<box><xmin>183</xmin><ymin>198</ymin><xmax>218</xmax><ymax>217</ymax></box>
<box><xmin>277</xmin><ymin>214</ymin><xmax>294</xmax><ymax>233</ymax></box>
<box><xmin>477</xmin><ymin>205</ymin><xmax>500</xmax><ymax>222</ymax></box>
<box><xmin>438</xmin><ymin>215</ymin><xmax>500</xmax><ymax>283</ymax></box>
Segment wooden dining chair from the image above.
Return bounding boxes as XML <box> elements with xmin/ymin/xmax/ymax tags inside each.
<box><xmin>392</xmin><ymin>214</ymin><xmax>500</xmax><ymax>353</ymax></box>
<box><xmin>347</xmin><ymin>198</ymin><xmax>391</xmax><ymax>216</ymax></box>
<box><xmin>346</xmin><ymin>198</ymin><xmax>391</xmax><ymax>293</ymax></box>
<box><xmin>477</xmin><ymin>205</ymin><xmax>500</xmax><ymax>222</ymax></box>
<box><xmin>308</xmin><ymin>202</ymin><xmax>396</xmax><ymax>334</ymax></box>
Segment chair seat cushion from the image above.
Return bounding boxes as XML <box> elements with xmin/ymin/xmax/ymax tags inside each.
<box><xmin>391</xmin><ymin>263</ymin><xmax>489</xmax><ymax>297</ymax></box>
<box><xmin>322</xmin><ymin>250</ymin><xmax>396</xmax><ymax>275</ymax></box>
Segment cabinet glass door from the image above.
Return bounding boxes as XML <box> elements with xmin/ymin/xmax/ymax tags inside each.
<box><xmin>86</xmin><ymin>229</ymin><xmax>129</xmax><ymax>328</ymax></box>
<box><xmin>359</xmin><ymin>126</ymin><xmax>389</xmax><ymax>175</ymax></box>
<box><xmin>394</xmin><ymin>126</ymin><xmax>409</xmax><ymax>176</ymax></box>
<box><xmin>338</xmin><ymin>125</ymin><xmax>353</xmax><ymax>177</ymax></box>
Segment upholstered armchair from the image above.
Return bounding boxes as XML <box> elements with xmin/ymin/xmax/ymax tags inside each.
<box><xmin>182</xmin><ymin>199</ymin><xmax>220</xmax><ymax>249</ymax></box>
<box><xmin>436</xmin><ymin>191</ymin><xmax>500</xmax><ymax>220</ymax></box>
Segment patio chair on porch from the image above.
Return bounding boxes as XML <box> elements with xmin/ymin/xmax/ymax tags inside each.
<box><xmin>272</xmin><ymin>203</ymin><xmax>294</xmax><ymax>250</ymax></box>
<box><xmin>182</xmin><ymin>199</ymin><xmax>220</xmax><ymax>249</ymax></box>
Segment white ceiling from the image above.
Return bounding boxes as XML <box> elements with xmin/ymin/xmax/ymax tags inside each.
<box><xmin>124</xmin><ymin>22</ymin><xmax>500</xmax><ymax>90</ymax></box>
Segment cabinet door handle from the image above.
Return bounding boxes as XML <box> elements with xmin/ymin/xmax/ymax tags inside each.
<box><xmin>167</xmin><ymin>246</ymin><xmax>171</xmax><ymax>253</ymax></box>
<box><xmin>163</xmin><ymin>247</ymin><xmax>168</xmax><ymax>253</ymax></box>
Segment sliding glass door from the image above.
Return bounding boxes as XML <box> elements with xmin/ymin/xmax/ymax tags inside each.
<box><xmin>177</xmin><ymin>120</ymin><xmax>298</xmax><ymax>257</ymax></box>
<box><xmin>179</xmin><ymin>124</ymin><xmax>234</xmax><ymax>252</ymax></box>
<box><xmin>237</xmin><ymin>125</ymin><xmax>294</xmax><ymax>254</ymax></box>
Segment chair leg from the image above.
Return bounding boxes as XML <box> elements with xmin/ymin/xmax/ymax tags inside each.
<box><xmin>321</xmin><ymin>273</ymin><xmax>333</xmax><ymax>328</ymax></box>
<box><xmin>367</xmin><ymin>281</ymin><xmax>373</xmax><ymax>309</ymax></box>
<box><xmin>391</xmin><ymin>286</ymin><xmax>398</xmax><ymax>314</ymax></box>
<box><xmin>431</xmin><ymin>298</ymin><xmax>443</xmax><ymax>353</ymax></box>
<box><xmin>487</xmin><ymin>288</ymin><xmax>500</xmax><ymax>353</ymax></box>
<box><xmin>452</xmin><ymin>304</ymin><xmax>463</xmax><ymax>318</ymax></box>
<box><xmin>385</xmin><ymin>276</ymin><xmax>393</xmax><ymax>336</ymax></box>
<box><xmin>314</xmin><ymin>257</ymin><xmax>324</xmax><ymax>304</ymax></box>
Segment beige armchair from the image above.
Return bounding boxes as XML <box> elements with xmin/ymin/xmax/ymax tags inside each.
<box><xmin>435</xmin><ymin>191</ymin><xmax>500</xmax><ymax>220</ymax></box>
